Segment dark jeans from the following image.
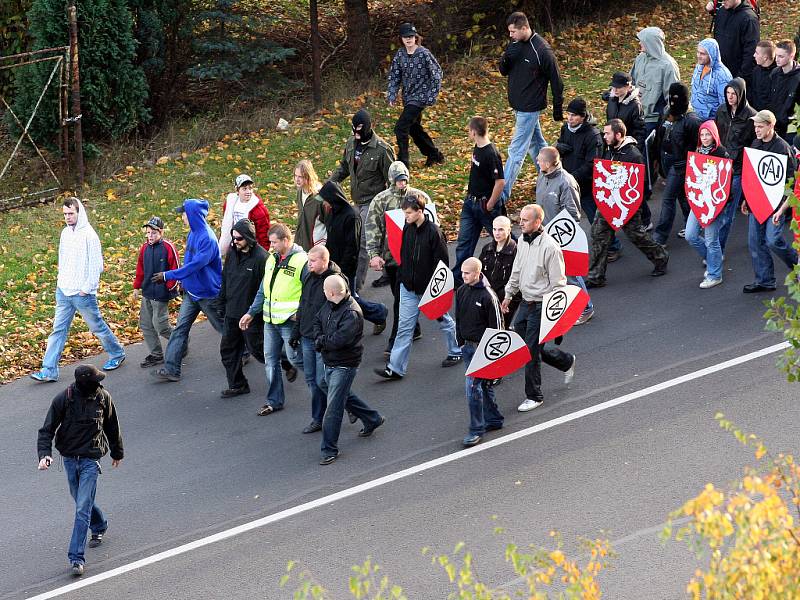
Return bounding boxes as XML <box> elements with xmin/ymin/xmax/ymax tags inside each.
<box><xmin>653</xmin><ymin>155</ymin><xmax>690</xmax><ymax>245</ymax></box>
<box><xmin>164</xmin><ymin>294</ymin><xmax>224</xmax><ymax>377</ymax></box>
<box><xmin>462</xmin><ymin>343</ymin><xmax>503</xmax><ymax>435</ymax></box>
<box><xmin>320</xmin><ymin>365</ymin><xmax>382</xmax><ymax>458</ymax></box>
<box><xmin>344</xmin><ymin>273</ymin><xmax>387</xmax><ymax>325</ymax></box>
<box><xmin>386</xmin><ymin>264</ymin><xmax>420</xmax><ymax>349</ymax></box>
<box><xmin>453</xmin><ymin>196</ymin><xmax>502</xmax><ymax>287</ymax></box>
<box><xmin>747</xmin><ymin>213</ymin><xmax>798</xmax><ymax>287</ymax></box>
<box><xmin>220</xmin><ymin>316</ymin><xmax>264</xmax><ymax>389</ymax></box>
<box><xmin>514</xmin><ymin>301</ymin><xmax>574</xmax><ymax>401</ymax></box>
<box><xmin>719</xmin><ymin>175</ymin><xmax>742</xmax><ymax>252</ymax></box>
<box><xmin>395</xmin><ymin>103</ymin><xmax>440</xmax><ymax>166</ymax></box>
<box><xmin>301</xmin><ymin>336</ymin><xmax>327</xmax><ymax>424</ymax></box>
<box><xmin>64</xmin><ymin>457</ymin><xmax>107</xmax><ymax>565</ymax></box>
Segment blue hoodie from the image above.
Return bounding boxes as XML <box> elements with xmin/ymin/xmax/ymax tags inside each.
<box><xmin>690</xmin><ymin>38</ymin><xmax>733</xmax><ymax>121</ymax></box>
<box><xmin>164</xmin><ymin>199</ymin><xmax>222</xmax><ymax>299</ymax></box>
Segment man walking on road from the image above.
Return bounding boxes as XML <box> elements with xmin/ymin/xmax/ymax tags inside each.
<box><xmin>502</xmin><ymin>204</ymin><xmax>575</xmax><ymax>412</ymax></box>
<box><xmin>499</xmin><ymin>11</ymin><xmax>564</xmax><ymax>204</ymax></box>
<box><xmin>315</xmin><ymin>274</ymin><xmax>385</xmax><ymax>465</ymax></box>
<box><xmin>31</xmin><ymin>197</ymin><xmax>126</xmax><ymax>382</ymax></box>
<box><xmin>37</xmin><ymin>365</ymin><xmax>123</xmax><ymax>576</ymax></box>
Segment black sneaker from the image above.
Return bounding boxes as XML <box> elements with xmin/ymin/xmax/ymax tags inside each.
<box><xmin>220</xmin><ymin>385</ymin><xmax>250</xmax><ymax>398</ymax></box>
<box><xmin>284</xmin><ymin>365</ymin><xmax>298</xmax><ymax>382</ymax></box>
<box><xmin>151</xmin><ymin>368</ymin><xmax>180</xmax><ymax>382</ymax></box>
<box><xmin>71</xmin><ymin>562</ymin><xmax>84</xmax><ymax>576</ymax></box>
<box><xmin>140</xmin><ymin>354</ymin><xmax>163</xmax><ymax>368</ymax></box>
<box><xmin>319</xmin><ymin>454</ymin><xmax>338</xmax><ymax>465</ymax></box>
<box><xmin>412</xmin><ymin>330</ymin><xmax>423</xmax><ymax>342</ymax></box>
<box><xmin>441</xmin><ymin>355</ymin><xmax>462</xmax><ymax>368</ymax></box>
<box><xmin>359</xmin><ymin>415</ymin><xmax>386</xmax><ymax>437</ymax></box>
<box><xmin>88</xmin><ymin>531</ymin><xmax>104</xmax><ymax>548</ymax></box>
<box><xmin>425</xmin><ymin>153</ymin><xmax>446</xmax><ymax>167</ymax></box>
<box><xmin>371</xmin><ymin>274</ymin><xmax>391</xmax><ymax>288</ymax></box>
<box><xmin>347</xmin><ymin>411</ymin><xmax>358</xmax><ymax>424</ymax></box>
<box><xmin>374</xmin><ymin>367</ymin><xmax>402</xmax><ymax>380</ymax></box>
<box><xmin>651</xmin><ymin>256</ymin><xmax>668</xmax><ymax>277</ymax></box>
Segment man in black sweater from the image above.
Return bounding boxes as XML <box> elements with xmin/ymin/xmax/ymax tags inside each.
<box><xmin>751</xmin><ymin>40</ymin><xmax>776</xmax><ymax>111</ymax></box>
<box><xmin>456</xmin><ymin>257</ymin><xmax>504</xmax><ymax>447</ymax></box>
<box><xmin>711</xmin><ymin>0</ymin><xmax>759</xmax><ymax>86</ymax></box>
<box><xmin>315</xmin><ymin>274</ymin><xmax>384</xmax><ymax>465</ymax></box>
<box><xmin>767</xmin><ymin>40</ymin><xmax>800</xmax><ymax>144</ymax></box>
<box><xmin>217</xmin><ymin>218</ymin><xmax>268</xmax><ymax>398</ymax></box>
<box><xmin>376</xmin><ymin>193</ymin><xmax>462</xmax><ymax>379</ymax></box>
<box><xmin>556</xmin><ymin>97</ymin><xmax>602</xmax><ymax>223</ymax></box>
<box><xmin>37</xmin><ymin>365</ymin><xmax>123</xmax><ymax>577</ymax></box>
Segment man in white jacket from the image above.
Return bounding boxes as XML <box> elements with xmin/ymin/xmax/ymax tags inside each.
<box><xmin>31</xmin><ymin>197</ymin><xmax>126</xmax><ymax>382</ymax></box>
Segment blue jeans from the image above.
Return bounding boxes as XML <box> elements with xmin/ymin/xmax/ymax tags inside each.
<box><xmin>747</xmin><ymin>213</ymin><xmax>798</xmax><ymax>287</ymax></box>
<box><xmin>63</xmin><ymin>457</ymin><xmax>107</xmax><ymax>565</ymax></box>
<box><xmin>502</xmin><ymin>110</ymin><xmax>547</xmax><ymax>202</ymax></box>
<box><xmin>685</xmin><ymin>210</ymin><xmax>725</xmax><ymax>280</ymax></box>
<box><xmin>462</xmin><ymin>343</ymin><xmax>503</xmax><ymax>436</ymax></box>
<box><xmin>263</xmin><ymin>322</ymin><xmax>302</xmax><ymax>409</ymax></box>
<box><xmin>719</xmin><ymin>175</ymin><xmax>742</xmax><ymax>252</ymax></box>
<box><xmin>301</xmin><ymin>336</ymin><xmax>327</xmax><ymax>424</ymax></box>
<box><xmin>388</xmin><ymin>284</ymin><xmax>461</xmax><ymax>376</ymax></box>
<box><xmin>653</xmin><ymin>158</ymin><xmax>690</xmax><ymax>245</ymax></box>
<box><xmin>40</xmin><ymin>289</ymin><xmax>125</xmax><ymax>379</ymax></box>
<box><xmin>163</xmin><ymin>295</ymin><xmax>224</xmax><ymax>377</ymax></box>
<box><xmin>453</xmin><ymin>196</ymin><xmax>502</xmax><ymax>286</ymax></box>
<box><xmin>568</xmin><ymin>276</ymin><xmax>593</xmax><ymax>311</ymax></box>
<box><xmin>320</xmin><ymin>365</ymin><xmax>382</xmax><ymax>458</ymax></box>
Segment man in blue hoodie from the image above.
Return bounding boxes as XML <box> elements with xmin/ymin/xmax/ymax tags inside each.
<box><xmin>150</xmin><ymin>199</ymin><xmax>223</xmax><ymax>382</ymax></box>
<box><xmin>691</xmin><ymin>38</ymin><xmax>733</xmax><ymax>121</ymax></box>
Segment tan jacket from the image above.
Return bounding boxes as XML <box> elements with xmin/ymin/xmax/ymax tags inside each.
<box><xmin>505</xmin><ymin>230</ymin><xmax>566</xmax><ymax>302</ymax></box>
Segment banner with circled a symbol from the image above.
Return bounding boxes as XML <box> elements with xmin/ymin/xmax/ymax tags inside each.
<box><xmin>465</xmin><ymin>328</ymin><xmax>531</xmax><ymax>379</ymax></box>
<box><xmin>742</xmin><ymin>147</ymin><xmax>788</xmax><ymax>224</ymax></box>
<box><xmin>418</xmin><ymin>260</ymin><xmax>454</xmax><ymax>319</ymax></box>
<box><xmin>539</xmin><ymin>284</ymin><xmax>590</xmax><ymax>344</ymax></box>
<box><xmin>545</xmin><ymin>209</ymin><xmax>589</xmax><ymax>276</ymax></box>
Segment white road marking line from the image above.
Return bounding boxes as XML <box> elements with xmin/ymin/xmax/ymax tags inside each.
<box><xmin>29</xmin><ymin>341</ymin><xmax>788</xmax><ymax>599</ymax></box>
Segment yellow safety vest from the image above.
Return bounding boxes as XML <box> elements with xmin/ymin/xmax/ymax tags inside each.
<box><xmin>262</xmin><ymin>250</ymin><xmax>307</xmax><ymax>324</ymax></box>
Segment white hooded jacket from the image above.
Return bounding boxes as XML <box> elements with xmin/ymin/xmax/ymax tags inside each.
<box><xmin>56</xmin><ymin>198</ymin><xmax>104</xmax><ymax>296</ymax></box>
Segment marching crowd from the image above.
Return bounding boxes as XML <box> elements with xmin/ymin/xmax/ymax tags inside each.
<box><xmin>31</xmin><ymin>2</ymin><xmax>800</xmax><ymax>576</ymax></box>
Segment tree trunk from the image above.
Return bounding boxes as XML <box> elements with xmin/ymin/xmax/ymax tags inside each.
<box><xmin>343</xmin><ymin>0</ymin><xmax>376</xmax><ymax>77</ymax></box>
<box><xmin>310</xmin><ymin>0</ymin><xmax>322</xmax><ymax>108</ymax></box>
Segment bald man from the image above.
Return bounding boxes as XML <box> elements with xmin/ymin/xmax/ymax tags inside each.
<box><xmin>502</xmin><ymin>204</ymin><xmax>576</xmax><ymax>412</ymax></box>
<box><xmin>313</xmin><ymin>274</ymin><xmax>384</xmax><ymax>465</ymax></box>
<box><xmin>456</xmin><ymin>257</ymin><xmax>504</xmax><ymax>446</ymax></box>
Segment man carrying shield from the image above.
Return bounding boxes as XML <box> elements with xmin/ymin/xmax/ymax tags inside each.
<box><xmin>586</xmin><ymin>120</ymin><xmax>669</xmax><ymax>288</ymax></box>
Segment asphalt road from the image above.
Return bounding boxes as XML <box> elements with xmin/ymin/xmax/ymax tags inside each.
<box><xmin>1</xmin><ymin>198</ymin><xmax>798</xmax><ymax>599</ymax></box>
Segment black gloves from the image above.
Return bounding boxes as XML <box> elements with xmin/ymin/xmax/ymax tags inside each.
<box><xmin>552</xmin><ymin>106</ymin><xmax>564</xmax><ymax>122</ymax></box>
<box><xmin>289</xmin><ymin>334</ymin><xmax>301</xmax><ymax>350</ymax></box>
<box><xmin>150</xmin><ymin>272</ymin><xmax>165</xmax><ymax>283</ymax></box>
<box><xmin>314</xmin><ymin>337</ymin><xmax>325</xmax><ymax>353</ymax></box>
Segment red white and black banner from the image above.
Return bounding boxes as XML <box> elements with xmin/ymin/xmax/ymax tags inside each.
<box><xmin>684</xmin><ymin>151</ymin><xmax>733</xmax><ymax>227</ymax></box>
<box><xmin>385</xmin><ymin>202</ymin><xmax>439</xmax><ymax>265</ymax></box>
<box><xmin>592</xmin><ymin>158</ymin><xmax>645</xmax><ymax>230</ymax></box>
<box><xmin>545</xmin><ymin>209</ymin><xmax>589</xmax><ymax>276</ymax></box>
<box><xmin>539</xmin><ymin>285</ymin><xmax>590</xmax><ymax>344</ymax></box>
<box><xmin>418</xmin><ymin>260</ymin><xmax>454</xmax><ymax>319</ymax></box>
<box><xmin>742</xmin><ymin>147</ymin><xmax>788</xmax><ymax>224</ymax></box>
<box><xmin>465</xmin><ymin>328</ymin><xmax>531</xmax><ymax>380</ymax></box>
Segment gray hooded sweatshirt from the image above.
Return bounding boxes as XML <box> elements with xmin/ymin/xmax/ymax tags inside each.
<box><xmin>631</xmin><ymin>27</ymin><xmax>681</xmax><ymax>123</ymax></box>
<box><xmin>535</xmin><ymin>165</ymin><xmax>581</xmax><ymax>224</ymax></box>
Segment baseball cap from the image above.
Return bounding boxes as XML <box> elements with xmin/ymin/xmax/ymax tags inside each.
<box><xmin>75</xmin><ymin>364</ymin><xmax>106</xmax><ymax>384</ymax></box>
<box><xmin>751</xmin><ymin>110</ymin><xmax>776</xmax><ymax>125</ymax></box>
<box><xmin>143</xmin><ymin>216</ymin><xmax>164</xmax><ymax>230</ymax></box>
<box><xmin>235</xmin><ymin>174</ymin><xmax>254</xmax><ymax>189</ymax></box>
<box><xmin>399</xmin><ymin>23</ymin><xmax>417</xmax><ymax>37</ymax></box>
<box><xmin>395</xmin><ymin>173</ymin><xmax>409</xmax><ymax>182</ymax></box>
<box><xmin>610</xmin><ymin>71</ymin><xmax>632</xmax><ymax>88</ymax></box>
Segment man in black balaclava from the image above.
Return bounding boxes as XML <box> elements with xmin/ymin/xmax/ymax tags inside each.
<box><xmin>329</xmin><ymin>109</ymin><xmax>395</xmax><ymax>293</ymax></box>
<box><xmin>37</xmin><ymin>364</ymin><xmax>124</xmax><ymax>577</ymax></box>
<box><xmin>652</xmin><ymin>82</ymin><xmax>701</xmax><ymax>245</ymax></box>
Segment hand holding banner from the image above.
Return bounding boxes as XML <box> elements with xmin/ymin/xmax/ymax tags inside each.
<box><xmin>418</xmin><ymin>260</ymin><xmax>454</xmax><ymax>319</ymax></box>
<box><xmin>465</xmin><ymin>328</ymin><xmax>531</xmax><ymax>379</ymax></box>
<box><xmin>539</xmin><ymin>285</ymin><xmax>590</xmax><ymax>344</ymax></box>
<box><xmin>545</xmin><ymin>209</ymin><xmax>589</xmax><ymax>276</ymax></box>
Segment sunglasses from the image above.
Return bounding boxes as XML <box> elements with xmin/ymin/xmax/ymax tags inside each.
<box><xmin>232</xmin><ymin>235</ymin><xmax>245</xmax><ymax>242</ymax></box>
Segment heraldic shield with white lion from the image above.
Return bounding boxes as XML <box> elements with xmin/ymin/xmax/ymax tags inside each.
<box><xmin>592</xmin><ymin>158</ymin><xmax>645</xmax><ymax>230</ymax></box>
<box><xmin>684</xmin><ymin>152</ymin><xmax>733</xmax><ymax>228</ymax></box>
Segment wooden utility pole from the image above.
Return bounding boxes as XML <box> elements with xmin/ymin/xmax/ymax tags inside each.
<box><xmin>310</xmin><ymin>0</ymin><xmax>322</xmax><ymax>109</ymax></box>
<box><xmin>67</xmin><ymin>1</ymin><xmax>84</xmax><ymax>188</ymax></box>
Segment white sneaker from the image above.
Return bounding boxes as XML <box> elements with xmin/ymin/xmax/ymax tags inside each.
<box><xmin>564</xmin><ymin>355</ymin><xmax>576</xmax><ymax>384</ymax></box>
<box><xmin>699</xmin><ymin>277</ymin><xmax>722</xmax><ymax>289</ymax></box>
<box><xmin>677</xmin><ymin>229</ymin><xmax>686</xmax><ymax>238</ymax></box>
<box><xmin>518</xmin><ymin>398</ymin><xmax>543</xmax><ymax>412</ymax></box>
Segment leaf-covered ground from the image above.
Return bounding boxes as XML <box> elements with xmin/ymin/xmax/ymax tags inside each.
<box><xmin>1</xmin><ymin>0</ymin><xmax>798</xmax><ymax>383</ymax></box>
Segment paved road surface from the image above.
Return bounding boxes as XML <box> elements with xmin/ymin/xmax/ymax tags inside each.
<box><xmin>1</xmin><ymin>200</ymin><xmax>797</xmax><ymax>599</ymax></box>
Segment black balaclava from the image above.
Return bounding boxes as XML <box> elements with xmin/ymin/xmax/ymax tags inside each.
<box><xmin>75</xmin><ymin>379</ymin><xmax>102</xmax><ymax>396</ymax></box>
<box><xmin>668</xmin><ymin>82</ymin><xmax>690</xmax><ymax>118</ymax></box>
<box><xmin>352</xmin><ymin>109</ymin><xmax>373</xmax><ymax>144</ymax></box>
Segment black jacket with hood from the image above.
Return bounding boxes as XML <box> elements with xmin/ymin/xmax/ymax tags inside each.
<box><xmin>294</xmin><ymin>260</ymin><xmax>342</xmax><ymax>340</ymax></box>
<box><xmin>750</xmin><ymin>61</ymin><xmax>775</xmax><ymax>111</ymax></box>
<box><xmin>455</xmin><ymin>274</ymin><xmax>503</xmax><ymax>346</ymax></box>
<box><xmin>655</xmin><ymin>83</ymin><xmax>701</xmax><ymax>172</ymax></box>
<box><xmin>218</xmin><ymin>219</ymin><xmax>269</xmax><ymax>320</ymax></box>
<box><xmin>319</xmin><ymin>181</ymin><xmax>360</xmax><ymax>284</ymax></box>
<box><xmin>478</xmin><ymin>237</ymin><xmax>518</xmax><ymax>302</ymax></box>
<box><xmin>313</xmin><ymin>292</ymin><xmax>364</xmax><ymax>368</ymax></box>
<box><xmin>399</xmin><ymin>216</ymin><xmax>449</xmax><ymax>295</ymax></box>
<box><xmin>712</xmin><ymin>0</ymin><xmax>759</xmax><ymax>83</ymax></box>
<box><xmin>767</xmin><ymin>62</ymin><xmax>800</xmax><ymax>137</ymax></box>
<box><xmin>38</xmin><ymin>383</ymin><xmax>123</xmax><ymax>461</ymax></box>
<box><xmin>714</xmin><ymin>78</ymin><xmax>756</xmax><ymax>176</ymax></box>
<box><xmin>498</xmin><ymin>32</ymin><xmax>564</xmax><ymax>115</ymax></box>
<box><xmin>604</xmin><ymin>87</ymin><xmax>647</xmax><ymax>150</ymax></box>
<box><xmin>601</xmin><ymin>136</ymin><xmax>644</xmax><ymax>165</ymax></box>
<box><xmin>555</xmin><ymin>115</ymin><xmax>602</xmax><ymax>195</ymax></box>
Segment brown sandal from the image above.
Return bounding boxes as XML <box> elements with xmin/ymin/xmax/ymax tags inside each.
<box><xmin>257</xmin><ymin>404</ymin><xmax>274</xmax><ymax>416</ymax></box>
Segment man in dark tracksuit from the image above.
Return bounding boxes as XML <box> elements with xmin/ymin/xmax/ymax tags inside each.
<box><xmin>217</xmin><ymin>219</ymin><xmax>268</xmax><ymax>397</ymax></box>
<box><xmin>767</xmin><ymin>41</ymin><xmax>800</xmax><ymax>143</ymax></box>
<box><xmin>37</xmin><ymin>365</ymin><xmax>123</xmax><ymax>576</ymax></box>
<box><xmin>456</xmin><ymin>258</ymin><xmax>504</xmax><ymax>447</ymax></box>
<box><xmin>314</xmin><ymin>274</ymin><xmax>384</xmax><ymax>465</ymax></box>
